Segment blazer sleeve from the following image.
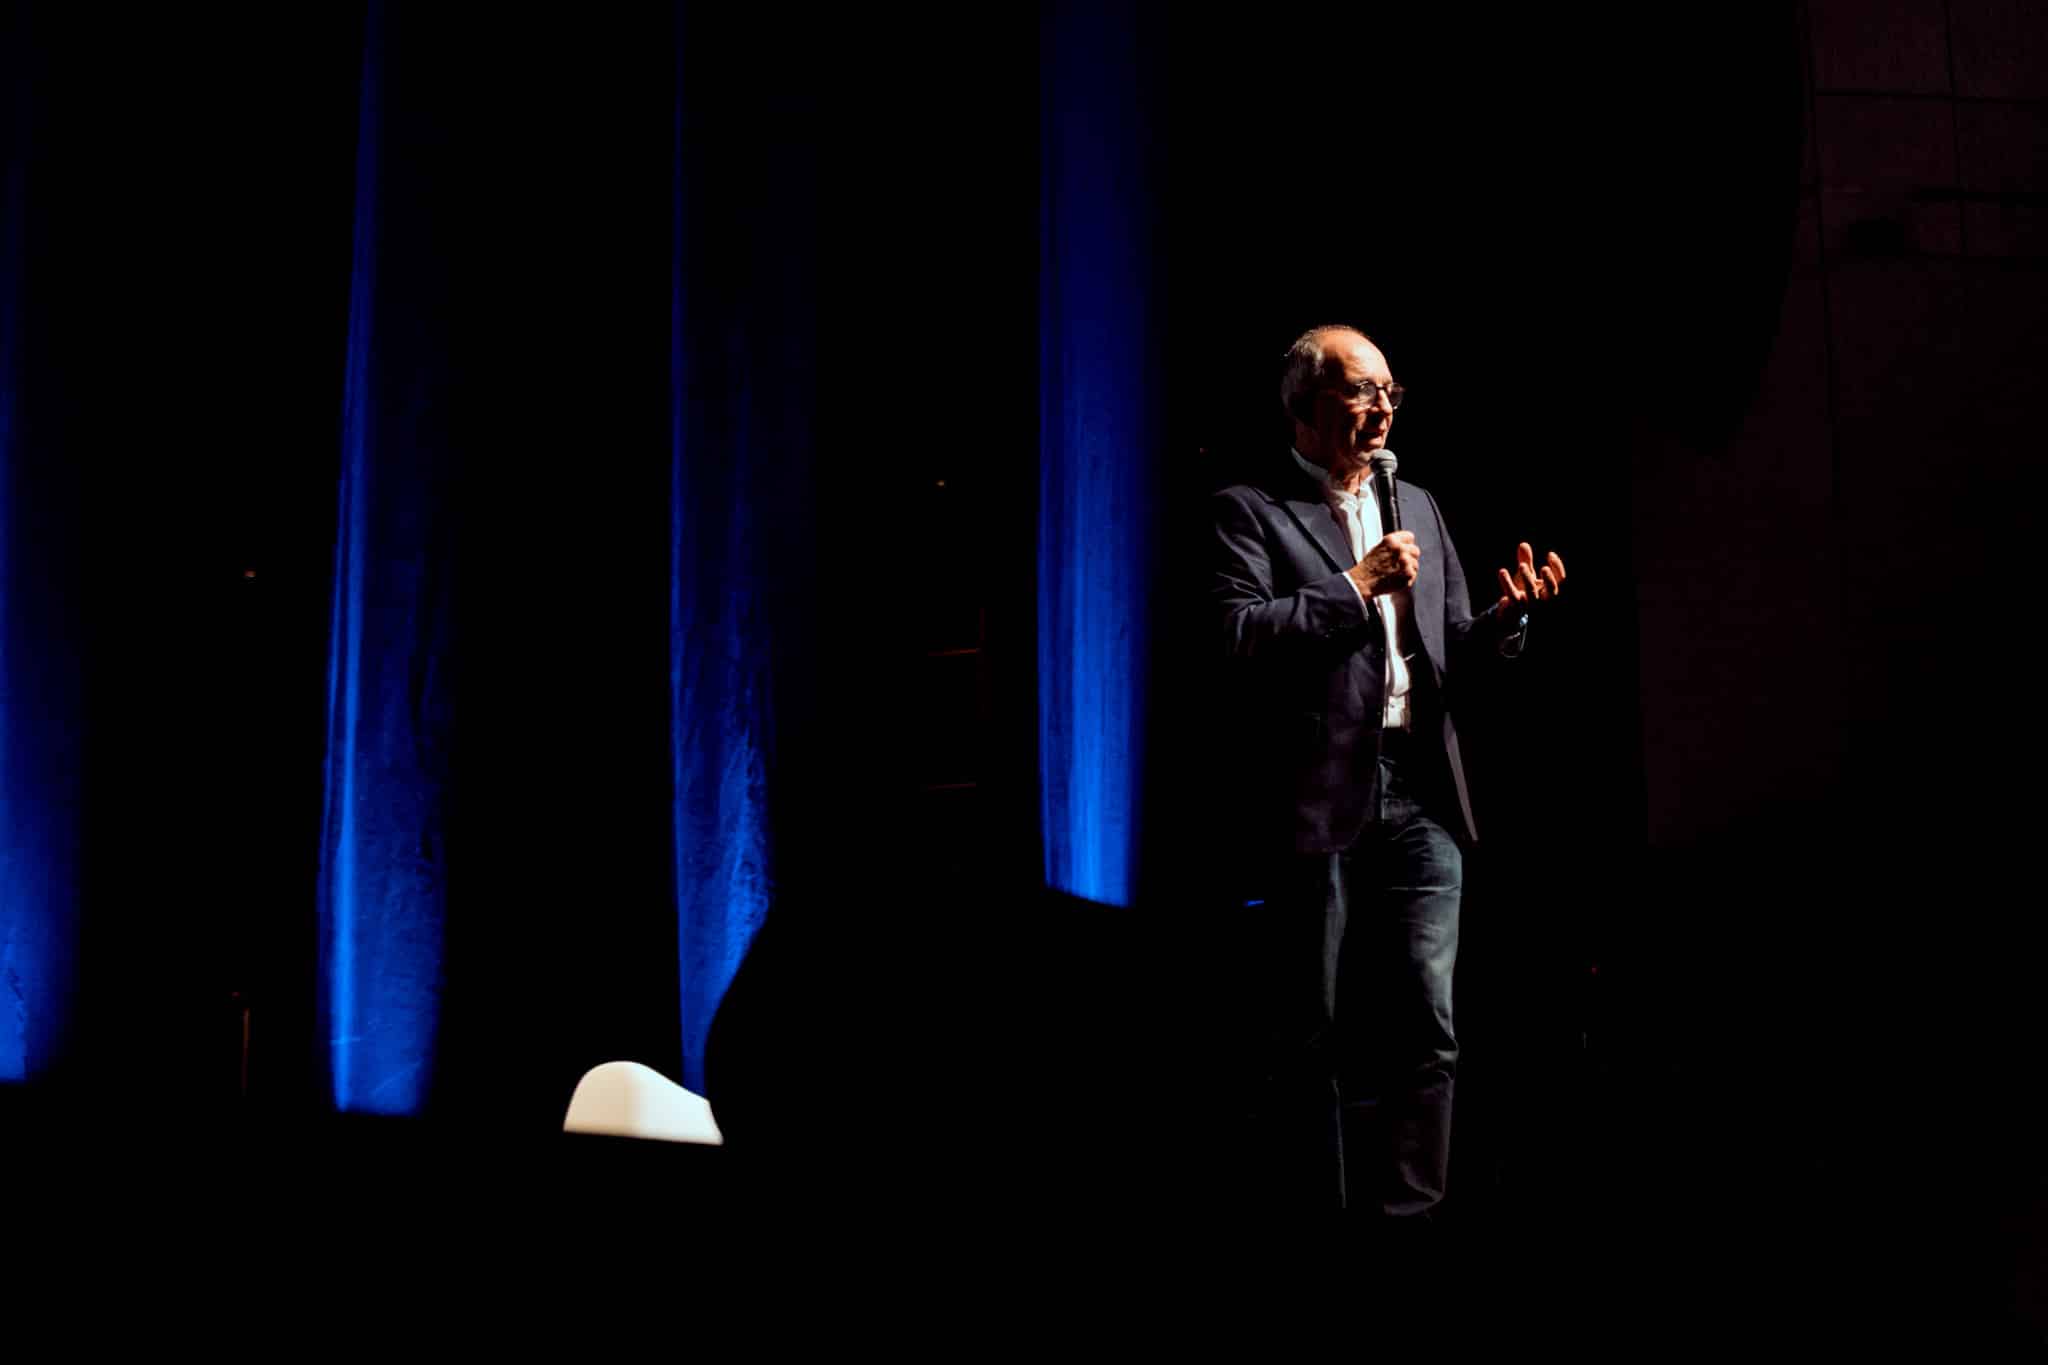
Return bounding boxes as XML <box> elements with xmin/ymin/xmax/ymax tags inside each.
<box><xmin>1428</xmin><ymin>487</ymin><xmax>1528</xmax><ymax>676</ymax></box>
<box><xmin>1212</xmin><ymin>487</ymin><xmax>1371</xmax><ymax>661</ymax></box>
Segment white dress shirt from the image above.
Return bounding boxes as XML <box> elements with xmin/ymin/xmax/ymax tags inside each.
<box><xmin>1291</xmin><ymin>447</ymin><xmax>1413</xmax><ymax>730</ymax></box>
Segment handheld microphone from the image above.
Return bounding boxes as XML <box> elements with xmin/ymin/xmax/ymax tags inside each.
<box><xmin>1369</xmin><ymin>451</ymin><xmax>1401</xmax><ymax>535</ymax></box>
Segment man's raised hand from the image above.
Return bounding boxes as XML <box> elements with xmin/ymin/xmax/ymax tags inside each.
<box><xmin>1495</xmin><ymin>541</ymin><xmax>1564</xmax><ymax>615</ymax></box>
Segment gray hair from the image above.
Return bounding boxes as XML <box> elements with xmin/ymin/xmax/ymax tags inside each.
<box><xmin>1279</xmin><ymin>324</ymin><xmax>1376</xmax><ymax>419</ymax></box>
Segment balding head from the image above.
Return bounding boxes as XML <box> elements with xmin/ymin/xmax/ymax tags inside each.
<box><xmin>1279</xmin><ymin>325</ymin><xmax>1382</xmax><ymax>420</ymax></box>
<box><xmin>1281</xmin><ymin>324</ymin><xmax>1397</xmax><ymax>490</ymax></box>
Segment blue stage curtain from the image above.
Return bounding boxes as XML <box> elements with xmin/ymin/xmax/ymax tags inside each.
<box><xmin>7</xmin><ymin>2</ymin><xmax>822</xmax><ymax>1111</ymax></box>
<box><xmin>311</xmin><ymin>1</ymin><xmax>801</xmax><ymax>1111</ymax></box>
<box><xmin>315</xmin><ymin>2</ymin><xmax>454</xmax><ymax>1115</ymax></box>
<box><xmin>669</xmin><ymin>5</ymin><xmax>816</xmax><ymax>1094</ymax></box>
<box><xmin>0</xmin><ymin>8</ymin><xmax>84</xmax><ymax>1083</ymax></box>
<box><xmin>1037</xmin><ymin>1</ymin><xmax>1162</xmax><ymax>909</ymax></box>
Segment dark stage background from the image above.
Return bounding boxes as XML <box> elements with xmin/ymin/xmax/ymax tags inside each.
<box><xmin>2</xmin><ymin>0</ymin><xmax>2043</xmax><ymax>1341</ymax></box>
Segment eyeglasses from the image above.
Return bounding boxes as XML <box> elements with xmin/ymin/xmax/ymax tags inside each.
<box><xmin>1320</xmin><ymin>379</ymin><xmax>1404</xmax><ymax>410</ymax></box>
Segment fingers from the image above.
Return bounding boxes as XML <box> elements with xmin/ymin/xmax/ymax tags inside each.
<box><xmin>1381</xmin><ymin>531</ymin><xmax>1420</xmax><ymax>588</ymax></box>
<box><xmin>1502</xmin><ymin>544</ymin><xmax>1566</xmax><ymax>603</ymax></box>
<box><xmin>1503</xmin><ymin>561</ymin><xmax>1554</xmax><ymax>603</ymax></box>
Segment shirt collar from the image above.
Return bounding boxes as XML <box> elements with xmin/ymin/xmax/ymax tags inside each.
<box><xmin>1291</xmin><ymin>447</ymin><xmax>1366</xmax><ymax>505</ymax></box>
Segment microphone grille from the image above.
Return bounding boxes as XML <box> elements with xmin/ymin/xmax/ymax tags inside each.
<box><xmin>1368</xmin><ymin>452</ymin><xmax>1398</xmax><ymax>477</ymax></box>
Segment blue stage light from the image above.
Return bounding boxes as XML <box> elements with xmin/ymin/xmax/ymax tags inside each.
<box><xmin>668</xmin><ymin>65</ymin><xmax>775</xmax><ymax>1095</ymax></box>
<box><xmin>1037</xmin><ymin>1</ymin><xmax>1158</xmax><ymax>909</ymax></box>
<box><xmin>0</xmin><ymin>34</ymin><xmax>82</xmax><ymax>1084</ymax></box>
<box><xmin>316</xmin><ymin>3</ymin><xmax>447</xmax><ymax>1114</ymax></box>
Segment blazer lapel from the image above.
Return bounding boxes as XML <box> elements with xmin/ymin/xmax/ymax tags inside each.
<box><xmin>1273</xmin><ymin>470</ymin><xmax>1355</xmax><ymax>575</ymax></box>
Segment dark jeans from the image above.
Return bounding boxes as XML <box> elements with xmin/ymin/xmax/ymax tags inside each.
<box><xmin>1250</xmin><ymin>732</ymin><xmax>1464</xmax><ymax>1214</ymax></box>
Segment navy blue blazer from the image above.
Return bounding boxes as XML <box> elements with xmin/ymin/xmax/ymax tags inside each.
<box><xmin>1211</xmin><ymin>455</ymin><xmax>1519</xmax><ymax>854</ymax></box>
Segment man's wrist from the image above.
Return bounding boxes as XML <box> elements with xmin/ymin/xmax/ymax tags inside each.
<box><xmin>1343</xmin><ymin>566</ymin><xmax>1373</xmax><ymax>606</ymax></box>
<box><xmin>1496</xmin><ymin>604</ymin><xmax>1531</xmax><ymax>658</ymax></box>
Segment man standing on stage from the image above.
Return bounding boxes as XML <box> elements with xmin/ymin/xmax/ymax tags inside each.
<box><xmin>1210</xmin><ymin>323</ymin><xmax>1564</xmax><ymax>1219</ymax></box>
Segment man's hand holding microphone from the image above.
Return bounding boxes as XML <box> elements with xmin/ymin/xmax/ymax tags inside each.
<box><xmin>1346</xmin><ymin>531</ymin><xmax>1421</xmax><ymax>601</ymax></box>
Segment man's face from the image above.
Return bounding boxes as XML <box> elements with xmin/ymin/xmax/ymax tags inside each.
<box><xmin>1300</xmin><ymin>332</ymin><xmax>1396</xmax><ymax>475</ymax></box>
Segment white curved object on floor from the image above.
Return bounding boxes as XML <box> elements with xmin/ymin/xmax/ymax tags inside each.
<box><xmin>563</xmin><ymin>1061</ymin><xmax>724</xmax><ymax>1145</ymax></box>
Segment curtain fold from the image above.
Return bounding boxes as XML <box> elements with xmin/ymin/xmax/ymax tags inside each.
<box><xmin>0</xmin><ymin>8</ymin><xmax>84</xmax><ymax>1083</ymax></box>
<box><xmin>315</xmin><ymin>1</ymin><xmax>454</xmax><ymax>1114</ymax></box>
<box><xmin>669</xmin><ymin>4</ymin><xmax>817</xmax><ymax>1094</ymax></box>
<box><xmin>1037</xmin><ymin>0</ymin><xmax>1163</xmax><ymax>909</ymax></box>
